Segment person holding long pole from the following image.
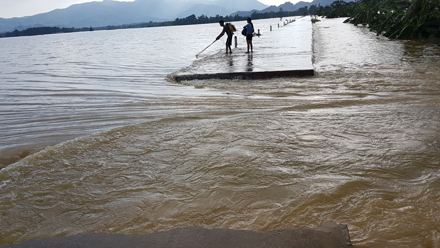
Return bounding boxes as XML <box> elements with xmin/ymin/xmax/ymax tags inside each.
<box><xmin>216</xmin><ymin>20</ymin><xmax>234</xmax><ymax>54</ymax></box>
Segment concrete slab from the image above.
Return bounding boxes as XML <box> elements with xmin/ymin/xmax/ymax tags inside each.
<box><xmin>1</xmin><ymin>224</ymin><xmax>352</xmax><ymax>248</ymax></box>
<box><xmin>173</xmin><ymin>16</ymin><xmax>315</xmax><ymax>81</ymax></box>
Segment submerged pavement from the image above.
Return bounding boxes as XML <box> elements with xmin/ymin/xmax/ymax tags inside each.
<box><xmin>2</xmin><ymin>224</ymin><xmax>352</xmax><ymax>248</ymax></box>
<box><xmin>173</xmin><ymin>16</ymin><xmax>314</xmax><ymax>81</ymax></box>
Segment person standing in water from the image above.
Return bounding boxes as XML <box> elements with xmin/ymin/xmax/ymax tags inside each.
<box><xmin>244</xmin><ymin>18</ymin><xmax>254</xmax><ymax>53</ymax></box>
<box><xmin>216</xmin><ymin>20</ymin><xmax>233</xmax><ymax>54</ymax></box>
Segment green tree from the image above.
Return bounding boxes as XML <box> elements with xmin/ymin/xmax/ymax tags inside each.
<box><xmin>345</xmin><ymin>0</ymin><xmax>440</xmax><ymax>38</ymax></box>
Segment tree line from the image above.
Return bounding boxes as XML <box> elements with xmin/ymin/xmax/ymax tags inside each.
<box><xmin>0</xmin><ymin>26</ymin><xmax>93</xmax><ymax>38</ymax></box>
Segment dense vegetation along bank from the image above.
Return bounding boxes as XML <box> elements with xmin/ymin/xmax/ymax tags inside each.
<box><xmin>344</xmin><ymin>0</ymin><xmax>440</xmax><ymax>38</ymax></box>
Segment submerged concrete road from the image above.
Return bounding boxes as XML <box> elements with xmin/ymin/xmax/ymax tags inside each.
<box><xmin>1</xmin><ymin>224</ymin><xmax>352</xmax><ymax>248</ymax></box>
<box><xmin>173</xmin><ymin>16</ymin><xmax>314</xmax><ymax>82</ymax></box>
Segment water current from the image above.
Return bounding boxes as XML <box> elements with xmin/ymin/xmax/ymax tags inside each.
<box><xmin>0</xmin><ymin>17</ymin><xmax>439</xmax><ymax>247</ymax></box>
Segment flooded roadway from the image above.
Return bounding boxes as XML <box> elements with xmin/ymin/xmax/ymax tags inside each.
<box><xmin>1</xmin><ymin>18</ymin><xmax>440</xmax><ymax>247</ymax></box>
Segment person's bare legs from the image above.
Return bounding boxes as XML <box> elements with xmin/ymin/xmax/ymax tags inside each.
<box><xmin>246</xmin><ymin>40</ymin><xmax>253</xmax><ymax>53</ymax></box>
<box><xmin>226</xmin><ymin>45</ymin><xmax>232</xmax><ymax>54</ymax></box>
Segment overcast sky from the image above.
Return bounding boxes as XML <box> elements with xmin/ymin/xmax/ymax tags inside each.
<box><xmin>0</xmin><ymin>0</ymin><xmax>295</xmax><ymax>19</ymax></box>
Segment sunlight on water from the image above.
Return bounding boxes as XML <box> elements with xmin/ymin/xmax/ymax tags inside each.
<box><xmin>1</xmin><ymin>18</ymin><xmax>440</xmax><ymax>247</ymax></box>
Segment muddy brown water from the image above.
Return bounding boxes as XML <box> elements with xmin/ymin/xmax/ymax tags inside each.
<box><xmin>1</xmin><ymin>18</ymin><xmax>439</xmax><ymax>247</ymax></box>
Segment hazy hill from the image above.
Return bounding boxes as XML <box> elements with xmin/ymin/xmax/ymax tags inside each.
<box><xmin>0</xmin><ymin>0</ymin><xmax>267</xmax><ymax>33</ymax></box>
<box><xmin>232</xmin><ymin>0</ymin><xmax>347</xmax><ymax>16</ymax></box>
<box><xmin>0</xmin><ymin>1</ymin><xmax>160</xmax><ymax>33</ymax></box>
<box><xmin>177</xmin><ymin>4</ymin><xmax>231</xmax><ymax>18</ymax></box>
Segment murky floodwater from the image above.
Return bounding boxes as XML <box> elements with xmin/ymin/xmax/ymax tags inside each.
<box><xmin>1</xmin><ymin>18</ymin><xmax>440</xmax><ymax>247</ymax></box>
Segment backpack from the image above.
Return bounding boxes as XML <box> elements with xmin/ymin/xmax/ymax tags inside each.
<box><xmin>242</xmin><ymin>23</ymin><xmax>254</xmax><ymax>36</ymax></box>
<box><xmin>227</xmin><ymin>23</ymin><xmax>236</xmax><ymax>33</ymax></box>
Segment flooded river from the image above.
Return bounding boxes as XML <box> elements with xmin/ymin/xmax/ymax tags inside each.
<box><xmin>0</xmin><ymin>18</ymin><xmax>439</xmax><ymax>247</ymax></box>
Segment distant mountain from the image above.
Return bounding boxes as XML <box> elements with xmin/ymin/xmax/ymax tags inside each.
<box><xmin>0</xmin><ymin>1</ymin><xmax>161</xmax><ymax>33</ymax></box>
<box><xmin>260</xmin><ymin>1</ymin><xmax>312</xmax><ymax>12</ymax></box>
<box><xmin>232</xmin><ymin>0</ymin><xmax>348</xmax><ymax>16</ymax></box>
<box><xmin>0</xmin><ymin>0</ymin><xmax>268</xmax><ymax>33</ymax></box>
<box><xmin>177</xmin><ymin>4</ymin><xmax>231</xmax><ymax>18</ymax></box>
<box><xmin>232</xmin><ymin>9</ymin><xmax>260</xmax><ymax>17</ymax></box>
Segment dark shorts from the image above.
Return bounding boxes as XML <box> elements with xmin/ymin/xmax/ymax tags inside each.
<box><xmin>246</xmin><ymin>34</ymin><xmax>253</xmax><ymax>41</ymax></box>
<box><xmin>226</xmin><ymin>35</ymin><xmax>233</xmax><ymax>47</ymax></box>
